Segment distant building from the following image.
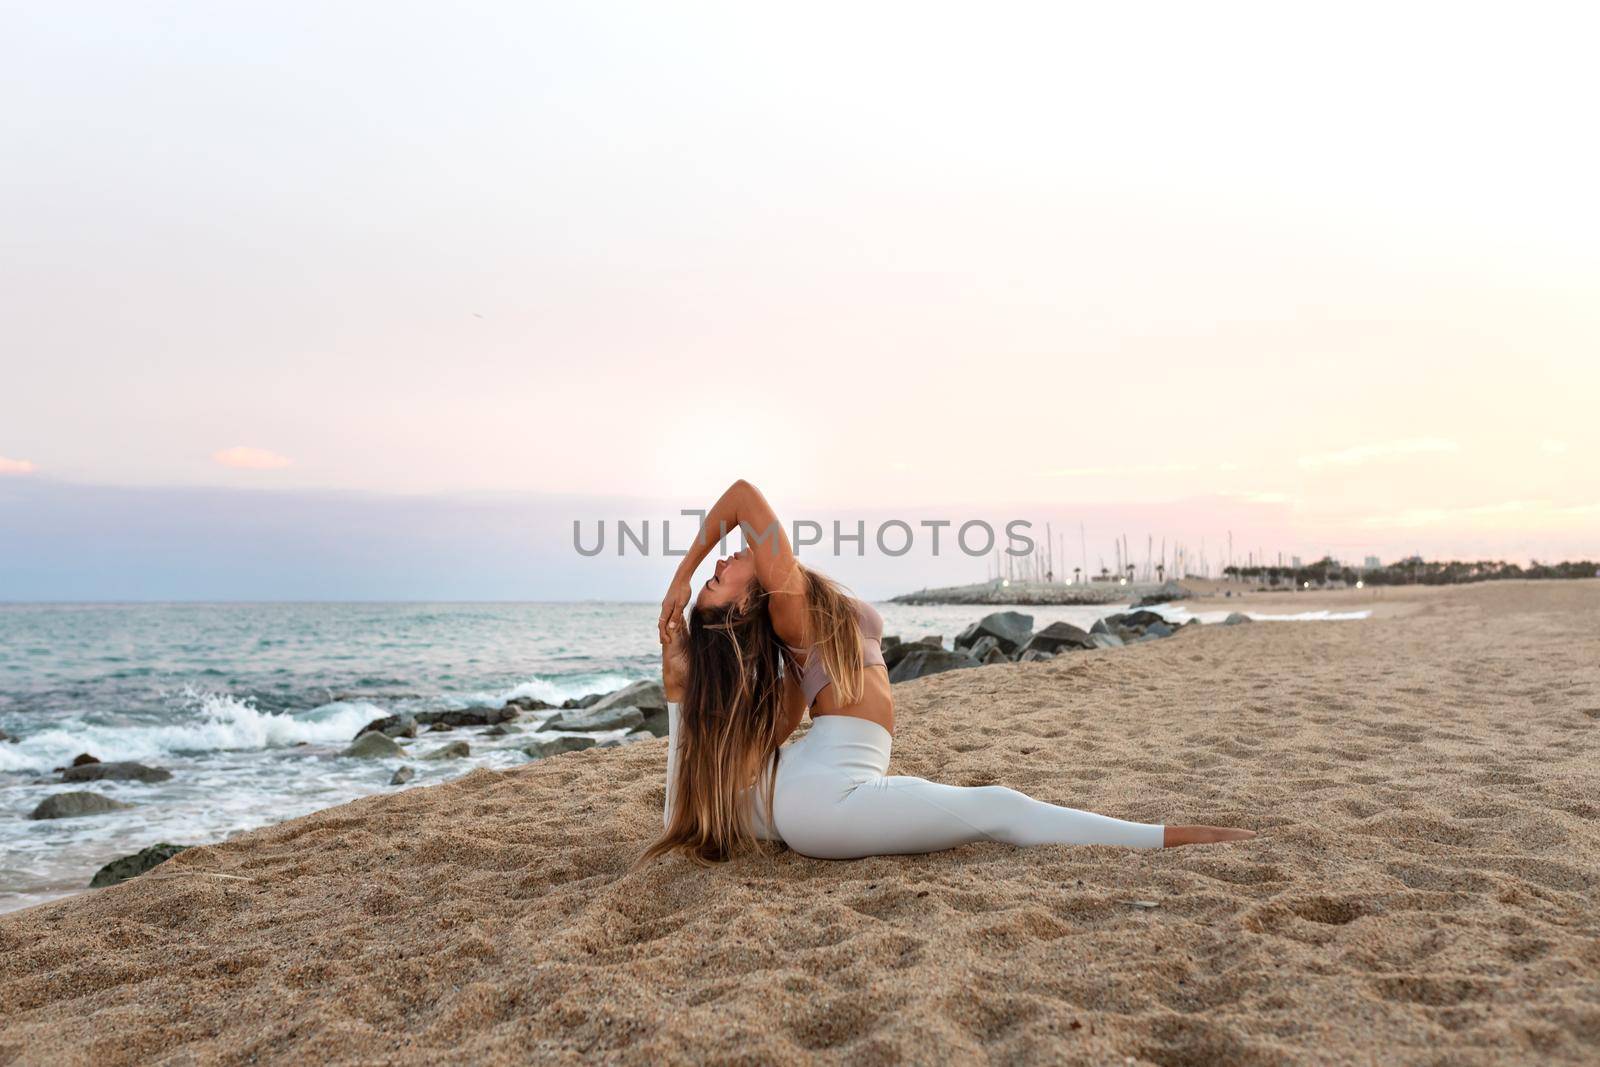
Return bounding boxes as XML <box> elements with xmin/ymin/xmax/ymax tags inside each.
<box><xmin>1363</xmin><ymin>556</ymin><xmax>1382</xmax><ymax>570</ymax></box>
<box><xmin>1291</xmin><ymin>555</ymin><xmax>1302</xmax><ymax>568</ymax></box>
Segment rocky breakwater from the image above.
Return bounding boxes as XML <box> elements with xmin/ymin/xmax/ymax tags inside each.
<box><xmin>885</xmin><ymin>607</ymin><xmax>1201</xmax><ymax>682</ymax></box>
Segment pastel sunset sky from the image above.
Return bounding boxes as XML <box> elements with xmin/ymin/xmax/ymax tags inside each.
<box><xmin>2</xmin><ymin>3</ymin><xmax>1595</xmax><ymax>599</ymax></box>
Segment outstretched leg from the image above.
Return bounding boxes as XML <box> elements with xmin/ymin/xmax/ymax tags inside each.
<box><xmin>780</xmin><ymin>773</ymin><xmax>1188</xmax><ymax>860</ymax></box>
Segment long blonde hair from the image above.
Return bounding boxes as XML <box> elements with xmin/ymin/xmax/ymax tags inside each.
<box><xmin>638</xmin><ymin>565</ymin><xmax>865</xmax><ymax>865</ymax></box>
<box><xmin>639</xmin><ymin>589</ymin><xmax>787</xmax><ymax>865</ymax></box>
<box><xmin>798</xmin><ymin>564</ymin><xmax>865</xmax><ymax>707</ymax></box>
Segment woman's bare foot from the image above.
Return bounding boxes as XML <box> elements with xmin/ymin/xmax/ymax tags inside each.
<box><xmin>1163</xmin><ymin>825</ymin><xmax>1257</xmax><ymax>848</ymax></box>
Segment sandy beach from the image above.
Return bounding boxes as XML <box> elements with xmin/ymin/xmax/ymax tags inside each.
<box><xmin>2</xmin><ymin>579</ymin><xmax>1596</xmax><ymax>1065</ymax></box>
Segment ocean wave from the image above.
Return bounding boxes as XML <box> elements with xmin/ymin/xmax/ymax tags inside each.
<box><xmin>0</xmin><ymin>689</ymin><xmax>383</xmax><ymax>773</ymax></box>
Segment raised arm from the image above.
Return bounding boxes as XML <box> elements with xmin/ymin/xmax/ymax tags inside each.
<box><xmin>658</xmin><ymin>480</ymin><xmax>807</xmax><ymax>644</ymax></box>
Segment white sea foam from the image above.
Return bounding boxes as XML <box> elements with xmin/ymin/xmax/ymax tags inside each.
<box><xmin>493</xmin><ymin>673</ymin><xmax>636</xmax><ymax>707</ymax></box>
<box><xmin>0</xmin><ymin>689</ymin><xmax>383</xmax><ymax>773</ymax></box>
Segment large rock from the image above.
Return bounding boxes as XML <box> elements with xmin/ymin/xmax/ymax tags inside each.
<box><xmin>342</xmin><ymin>731</ymin><xmax>406</xmax><ymax>759</ymax></box>
<box><xmin>954</xmin><ymin>611</ymin><xmax>1035</xmax><ymax>655</ymax></box>
<box><xmin>590</xmin><ymin>680</ymin><xmax>668</xmax><ymax>736</ymax></box>
<box><xmin>420</xmin><ymin>740</ymin><xmax>470</xmax><ymax>760</ymax></box>
<box><xmin>1145</xmin><ymin>621</ymin><xmax>1174</xmax><ymax>638</ymax></box>
<box><xmin>71</xmin><ymin>753</ymin><xmax>100</xmax><ymax>767</ymax></box>
<box><xmin>882</xmin><ymin>641</ymin><xmax>917</xmax><ymax>671</ymax></box>
<box><xmin>30</xmin><ymin>792</ymin><xmax>134</xmax><ymax>820</ymax></box>
<box><xmin>89</xmin><ymin>843</ymin><xmax>189</xmax><ymax>888</ymax></box>
<box><xmin>413</xmin><ymin>706</ymin><xmax>516</xmax><ymax>728</ymax></box>
<box><xmin>559</xmin><ymin>693</ymin><xmax>606</xmax><ymax>710</ymax></box>
<box><xmin>524</xmin><ymin>736</ymin><xmax>599</xmax><ymax>759</ymax></box>
<box><xmin>354</xmin><ymin>714</ymin><xmax>417</xmax><ymax>740</ymax></box>
<box><xmin>1019</xmin><ymin>621</ymin><xmax>1095</xmax><ymax>656</ymax></box>
<box><xmin>504</xmin><ymin>696</ymin><xmax>553</xmax><ymax>712</ymax></box>
<box><xmin>1089</xmin><ymin>632</ymin><xmax>1125</xmax><ymax>649</ymax></box>
<box><xmin>389</xmin><ymin>766</ymin><xmax>415</xmax><ymax>785</ymax></box>
<box><xmin>61</xmin><ymin>761</ymin><xmax>172</xmax><ymax>784</ymax></box>
<box><xmin>484</xmin><ymin>722</ymin><xmax>523</xmax><ymax>736</ymax></box>
<box><xmin>981</xmin><ymin>646</ymin><xmax>1009</xmax><ymax>665</ymax></box>
<box><xmin>542</xmin><ymin>705</ymin><xmax>646</xmax><ymax>733</ymax></box>
<box><xmin>887</xmin><ymin>649</ymin><xmax>981</xmax><ymax>683</ymax></box>
<box><xmin>1223</xmin><ymin>612</ymin><xmax>1252</xmax><ymax>625</ymax></box>
<box><xmin>880</xmin><ymin>635</ymin><xmax>902</xmax><ymax>651</ymax></box>
<box><xmin>1110</xmin><ymin>609</ymin><xmax>1168</xmax><ymax>629</ymax></box>
<box><xmin>1137</xmin><ymin>579</ymin><xmax>1196</xmax><ymax>606</ymax></box>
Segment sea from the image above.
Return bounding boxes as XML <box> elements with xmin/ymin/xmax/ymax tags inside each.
<box><xmin>0</xmin><ymin>599</ymin><xmax>1368</xmax><ymax>913</ymax></box>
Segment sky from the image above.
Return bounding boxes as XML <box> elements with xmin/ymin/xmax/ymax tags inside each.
<box><xmin>2</xmin><ymin>3</ymin><xmax>1596</xmax><ymax>599</ymax></box>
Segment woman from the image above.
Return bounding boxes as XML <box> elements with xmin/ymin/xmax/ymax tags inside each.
<box><xmin>643</xmin><ymin>479</ymin><xmax>1255</xmax><ymax>864</ymax></box>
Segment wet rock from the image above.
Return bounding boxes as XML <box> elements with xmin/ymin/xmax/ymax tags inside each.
<box><xmin>954</xmin><ymin>611</ymin><xmax>1035</xmax><ymax>656</ymax></box>
<box><xmin>1146</xmin><ymin>621</ymin><xmax>1174</xmax><ymax>638</ymax></box>
<box><xmin>590</xmin><ymin>680</ymin><xmax>668</xmax><ymax>736</ymax></box>
<box><xmin>428</xmin><ymin>722</ymin><xmax>455</xmax><ymax>733</ymax></box>
<box><xmin>560</xmin><ymin>693</ymin><xmax>606</xmax><ymax>710</ymax></box>
<box><xmin>389</xmin><ymin>766</ymin><xmax>415</xmax><ymax>785</ymax></box>
<box><xmin>881</xmin><ymin>635</ymin><xmax>902</xmax><ymax>651</ymax></box>
<box><xmin>61</xmin><ymin>761</ymin><xmax>172</xmax><ymax>784</ymax></box>
<box><xmin>524</xmin><ymin>736</ymin><xmax>598</xmax><ymax>759</ymax></box>
<box><xmin>72</xmin><ymin>753</ymin><xmax>100</xmax><ymax>767</ymax></box>
<box><xmin>484</xmin><ymin>722</ymin><xmax>523</xmax><ymax>736</ymax></box>
<box><xmin>30</xmin><ymin>792</ymin><xmax>134</xmax><ymax>820</ymax></box>
<box><xmin>343</xmin><ymin>732</ymin><xmax>406</xmax><ymax>759</ymax></box>
<box><xmin>420</xmin><ymin>740</ymin><xmax>470</xmax><ymax>760</ymax></box>
<box><xmin>504</xmin><ymin>696</ymin><xmax>553</xmax><ymax>712</ymax></box>
<box><xmin>887</xmin><ymin>648</ymin><xmax>981</xmax><ymax>683</ymax></box>
<box><xmin>1019</xmin><ymin>621</ymin><xmax>1095</xmax><ymax>656</ymax></box>
<box><xmin>1112</xmin><ymin>609</ymin><xmax>1168</xmax><ymax>629</ymax></box>
<box><xmin>542</xmin><ymin>705</ymin><xmax>646</xmax><ymax>733</ymax></box>
<box><xmin>413</xmin><ymin>706</ymin><xmax>516</xmax><ymax>728</ymax></box>
<box><xmin>1223</xmin><ymin>612</ymin><xmax>1252</xmax><ymax>625</ymax></box>
<box><xmin>88</xmin><ymin>843</ymin><xmax>189</xmax><ymax>888</ymax></box>
<box><xmin>354</xmin><ymin>714</ymin><xmax>417</xmax><ymax>740</ymax></box>
<box><xmin>0</xmin><ymin>728</ymin><xmax>13</xmax><ymax>742</ymax></box>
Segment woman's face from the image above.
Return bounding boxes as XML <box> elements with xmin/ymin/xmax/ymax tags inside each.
<box><xmin>695</xmin><ymin>547</ymin><xmax>757</xmax><ymax>611</ymax></box>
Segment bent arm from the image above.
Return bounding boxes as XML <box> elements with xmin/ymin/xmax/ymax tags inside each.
<box><xmin>674</xmin><ymin>479</ymin><xmax>807</xmax><ymax>642</ymax></box>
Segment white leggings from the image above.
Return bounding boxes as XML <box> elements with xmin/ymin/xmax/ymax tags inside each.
<box><xmin>664</xmin><ymin>705</ymin><xmax>1164</xmax><ymax>859</ymax></box>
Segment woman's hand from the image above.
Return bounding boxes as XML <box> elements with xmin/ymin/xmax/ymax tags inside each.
<box><xmin>662</xmin><ymin>611</ymin><xmax>689</xmax><ymax>702</ymax></box>
<box><xmin>659</xmin><ymin>576</ymin><xmax>692</xmax><ymax>645</ymax></box>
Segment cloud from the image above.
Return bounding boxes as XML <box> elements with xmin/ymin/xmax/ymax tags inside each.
<box><xmin>212</xmin><ymin>446</ymin><xmax>293</xmax><ymax>470</ymax></box>
<box><xmin>0</xmin><ymin>455</ymin><xmax>38</xmax><ymax>475</ymax></box>
<box><xmin>1298</xmin><ymin>437</ymin><xmax>1458</xmax><ymax>469</ymax></box>
<box><xmin>1229</xmin><ymin>490</ymin><xmax>1295</xmax><ymax>505</ymax></box>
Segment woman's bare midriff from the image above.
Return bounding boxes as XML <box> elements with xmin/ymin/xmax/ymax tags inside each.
<box><xmin>809</xmin><ymin>665</ymin><xmax>894</xmax><ymax>735</ymax></box>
